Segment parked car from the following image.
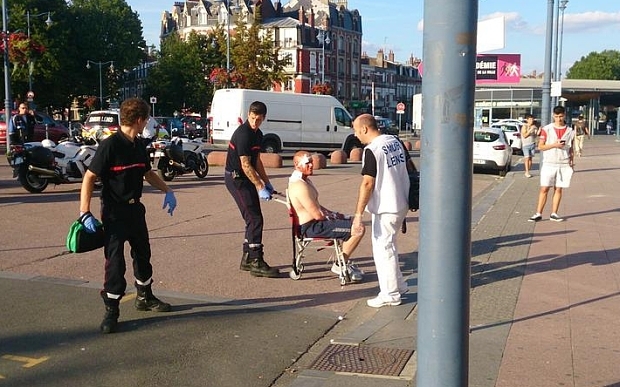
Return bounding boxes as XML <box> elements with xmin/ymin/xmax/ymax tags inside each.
<box><xmin>0</xmin><ymin>110</ymin><xmax>70</xmax><ymax>145</ymax></box>
<box><xmin>490</xmin><ymin>121</ymin><xmax>522</xmax><ymax>155</ymax></box>
<box><xmin>473</xmin><ymin>126</ymin><xmax>512</xmax><ymax>177</ymax></box>
<box><xmin>82</xmin><ymin>110</ymin><xmax>120</xmax><ymax>138</ymax></box>
<box><xmin>180</xmin><ymin>116</ymin><xmax>207</xmax><ymax>139</ymax></box>
<box><xmin>374</xmin><ymin>116</ymin><xmax>399</xmax><ymax>136</ymax></box>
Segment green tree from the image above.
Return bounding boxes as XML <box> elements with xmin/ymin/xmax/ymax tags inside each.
<box><xmin>230</xmin><ymin>19</ymin><xmax>291</xmax><ymax>90</ymax></box>
<box><xmin>144</xmin><ymin>32</ymin><xmax>220</xmax><ymax>116</ymax></box>
<box><xmin>565</xmin><ymin>50</ymin><xmax>620</xmax><ymax>80</ymax></box>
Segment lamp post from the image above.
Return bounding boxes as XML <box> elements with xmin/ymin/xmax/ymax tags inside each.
<box><xmin>26</xmin><ymin>11</ymin><xmax>53</xmax><ymax>95</ymax></box>
<box><xmin>214</xmin><ymin>0</ymin><xmax>240</xmax><ymax>73</ymax></box>
<box><xmin>541</xmin><ymin>0</ymin><xmax>555</xmax><ymax>127</ymax></box>
<box><xmin>86</xmin><ymin>60</ymin><xmax>114</xmax><ymax>110</ymax></box>
<box><xmin>317</xmin><ymin>29</ymin><xmax>330</xmax><ymax>84</ymax></box>
<box><xmin>556</xmin><ymin>0</ymin><xmax>568</xmax><ymax>83</ymax></box>
<box><xmin>2</xmin><ymin>0</ymin><xmax>11</xmax><ymax>148</ymax></box>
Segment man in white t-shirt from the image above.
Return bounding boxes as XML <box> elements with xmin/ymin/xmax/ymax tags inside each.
<box><xmin>528</xmin><ymin>106</ymin><xmax>574</xmax><ymax>223</ymax></box>
<box><xmin>352</xmin><ymin>114</ymin><xmax>410</xmax><ymax>308</ymax></box>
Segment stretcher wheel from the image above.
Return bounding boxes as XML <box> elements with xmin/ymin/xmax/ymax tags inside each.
<box><xmin>289</xmin><ymin>270</ymin><xmax>302</xmax><ymax>280</ymax></box>
<box><xmin>340</xmin><ymin>276</ymin><xmax>347</xmax><ymax>286</ymax></box>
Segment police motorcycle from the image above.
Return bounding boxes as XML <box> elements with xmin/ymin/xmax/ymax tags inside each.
<box><xmin>6</xmin><ymin>127</ymin><xmax>109</xmax><ymax>193</ymax></box>
<box><xmin>149</xmin><ymin>136</ymin><xmax>209</xmax><ymax>181</ymax></box>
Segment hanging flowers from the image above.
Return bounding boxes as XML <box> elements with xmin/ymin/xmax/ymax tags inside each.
<box><xmin>312</xmin><ymin>82</ymin><xmax>332</xmax><ymax>95</ymax></box>
<box><xmin>209</xmin><ymin>67</ymin><xmax>245</xmax><ymax>88</ymax></box>
<box><xmin>0</xmin><ymin>32</ymin><xmax>46</xmax><ymax>67</ymax></box>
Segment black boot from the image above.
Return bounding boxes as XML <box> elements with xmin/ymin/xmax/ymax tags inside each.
<box><xmin>240</xmin><ymin>242</ymin><xmax>251</xmax><ymax>271</ymax></box>
<box><xmin>100</xmin><ymin>291</ymin><xmax>120</xmax><ymax>334</ymax></box>
<box><xmin>248</xmin><ymin>246</ymin><xmax>279</xmax><ymax>278</ymax></box>
<box><xmin>135</xmin><ymin>282</ymin><xmax>171</xmax><ymax>312</ymax></box>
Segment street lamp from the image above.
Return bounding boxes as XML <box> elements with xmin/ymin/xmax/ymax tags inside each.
<box><xmin>2</xmin><ymin>0</ymin><xmax>12</xmax><ymax>147</ymax></box>
<box><xmin>541</xmin><ymin>0</ymin><xmax>555</xmax><ymax>126</ymax></box>
<box><xmin>86</xmin><ymin>60</ymin><xmax>114</xmax><ymax>110</ymax></box>
<box><xmin>26</xmin><ymin>11</ymin><xmax>53</xmax><ymax>95</ymax></box>
<box><xmin>556</xmin><ymin>0</ymin><xmax>568</xmax><ymax>82</ymax></box>
<box><xmin>317</xmin><ymin>29</ymin><xmax>330</xmax><ymax>84</ymax></box>
<box><xmin>214</xmin><ymin>0</ymin><xmax>240</xmax><ymax>73</ymax></box>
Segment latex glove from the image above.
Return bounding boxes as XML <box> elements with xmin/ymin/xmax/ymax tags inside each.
<box><xmin>81</xmin><ymin>212</ymin><xmax>99</xmax><ymax>234</ymax></box>
<box><xmin>265</xmin><ymin>182</ymin><xmax>275</xmax><ymax>195</ymax></box>
<box><xmin>163</xmin><ymin>191</ymin><xmax>177</xmax><ymax>216</ymax></box>
<box><xmin>258</xmin><ymin>187</ymin><xmax>272</xmax><ymax>201</ymax></box>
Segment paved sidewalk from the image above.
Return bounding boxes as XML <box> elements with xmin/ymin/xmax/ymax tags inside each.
<box><xmin>277</xmin><ymin>135</ymin><xmax>620</xmax><ymax>387</ymax></box>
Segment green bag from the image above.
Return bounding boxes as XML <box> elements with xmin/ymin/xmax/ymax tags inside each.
<box><xmin>66</xmin><ymin>212</ymin><xmax>105</xmax><ymax>253</ymax></box>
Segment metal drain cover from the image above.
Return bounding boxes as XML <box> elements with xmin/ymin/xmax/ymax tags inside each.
<box><xmin>309</xmin><ymin>344</ymin><xmax>413</xmax><ymax>376</ymax></box>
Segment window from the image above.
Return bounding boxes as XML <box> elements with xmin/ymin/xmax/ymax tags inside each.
<box><xmin>335</xmin><ymin>108</ymin><xmax>352</xmax><ymax>127</ymax></box>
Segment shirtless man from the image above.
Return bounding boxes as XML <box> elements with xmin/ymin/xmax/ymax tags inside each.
<box><xmin>287</xmin><ymin>151</ymin><xmax>365</xmax><ymax>281</ymax></box>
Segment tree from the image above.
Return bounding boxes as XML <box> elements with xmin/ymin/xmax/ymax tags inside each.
<box><xmin>144</xmin><ymin>32</ymin><xmax>220</xmax><ymax>116</ymax></box>
<box><xmin>229</xmin><ymin>19</ymin><xmax>291</xmax><ymax>90</ymax></box>
<box><xmin>565</xmin><ymin>50</ymin><xmax>620</xmax><ymax>80</ymax></box>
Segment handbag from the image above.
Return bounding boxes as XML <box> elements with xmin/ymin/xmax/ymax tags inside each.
<box><xmin>66</xmin><ymin>212</ymin><xmax>105</xmax><ymax>253</ymax></box>
<box><xmin>408</xmin><ymin>171</ymin><xmax>420</xmax><ymax>211</ymax></box>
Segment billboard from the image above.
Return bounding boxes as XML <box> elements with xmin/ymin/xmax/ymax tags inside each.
<box><xmin>476</xmin><ymin>54</ymin><xmax>521</xmax><ymax>84</ymax></box>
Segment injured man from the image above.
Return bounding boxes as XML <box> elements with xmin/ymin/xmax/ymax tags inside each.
<box><xmin>287</xmin><ymin>151</ymin><xmax>366</xmax><ymax>282</ymax></box>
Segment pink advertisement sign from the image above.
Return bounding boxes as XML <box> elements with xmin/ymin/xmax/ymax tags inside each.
<box><xmin>475</xmin><ymin>54</ymin><xmax>521</xmax><ymax>84</ymax></box>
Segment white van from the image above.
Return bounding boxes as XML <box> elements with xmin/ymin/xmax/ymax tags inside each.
<box><xmin>209</xmin><ymin>89</ymin><xmax>361</xmax><ymax>154</ymax></box>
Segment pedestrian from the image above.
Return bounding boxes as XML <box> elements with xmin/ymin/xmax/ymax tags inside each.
<box><xmin>79</xmin><ymin>97</ymin><xmax>178</xmax><ymax>334</ymax></box>
<box><xmin>606</xmin><ymin>120</ymin><xmax>613</xmax><ymax>135</ymax></box>
<box><xmin>288</xmin><ymin>150</ymin><xmax>365</xmax><ymax>282</ymax></box>
<box><xmin>573</xmin><ymin>114</ymin><xmax>590</xmax><ymax>157</ymax></box>
<box><xmin>8</xmin><ymin>103</ymin><xmax>35</xmax><ymax>144</ymax></box>
<box><xmin>520</xmin><ymin>113</ymin><xmax>539</xmax><ymax>178</ymax></box>
<box><xmin>352</xmin><ymin>114</ymin><xmax>410</xmax><ymax>308</ymax></box>
<box><xmin>224</xmin><ymin>100</ymin><xmax>279</xmax><ymax>278</ymax></box>
<box><xmin>528</xmin><ymin>105</ymin><xmax>575</xmax><ymax>223</ymax></box>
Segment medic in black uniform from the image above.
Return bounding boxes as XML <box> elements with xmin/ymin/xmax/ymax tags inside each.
<box><xmin>224</xmin><ymin>100</ymin><xmax>279</xmax><ymax>278</ymax></box>
<box><xmin>79</xmin><ymin>98</ymin><xmax>178</xmax><ymax>334</ymax></box>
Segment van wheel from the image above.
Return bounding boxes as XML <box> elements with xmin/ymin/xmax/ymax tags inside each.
<box><xmin>343</xmin><ymin>138</ymin><xmax>362</xmax><ymax>156</ymax></box>
<box><xmin>262</xmin><ymin>139</ymin><xmax>279</xmax><ymax>153</ymax></box>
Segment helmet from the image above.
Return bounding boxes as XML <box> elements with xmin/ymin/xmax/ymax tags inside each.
<box><xmin>41</xmin><ymin>139</ymin><xmax>56</xmax><ymax>148</ymax></box>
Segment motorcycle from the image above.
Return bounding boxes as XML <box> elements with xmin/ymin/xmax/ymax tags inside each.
<box><xmin>150</xmin><ymin>137</ymin><xmax>209</xmax><ymax>181</ymax></box>
<box><xmin>6</xmin><ymin>129</ymin><xmax>106</xmax><ymax>193</ymax></box>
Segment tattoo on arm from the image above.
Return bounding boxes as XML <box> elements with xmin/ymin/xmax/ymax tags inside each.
<box><xmin>240</xmin><ymin>155</ymin><xmax>262</xmax><ymax>188</ymax></box>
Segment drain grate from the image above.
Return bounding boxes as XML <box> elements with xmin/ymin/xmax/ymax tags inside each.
<box><xmin>309</xmin><ymin>344</ymin><xmax>413</xmax><ymax>376</ymax></box>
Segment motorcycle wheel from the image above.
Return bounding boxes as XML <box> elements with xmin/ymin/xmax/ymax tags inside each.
<box><xmin>157</xmin><ymin>163</ymin><xmax>177</xmax><ymax>182</ymax></box>
<box><xmin>193</xmin><ymin>155</ymin><xmax>209</xmax><ymax>179</ymax></box>
<box><xmin>18</xmin><ymin>165</ymin><xmax>49</xmax><ymax>193</ymax></box>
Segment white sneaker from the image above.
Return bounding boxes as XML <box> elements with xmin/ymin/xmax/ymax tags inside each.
<box><xmin>366</xmin><ymin>296</ymin><xmax>401</xmax><ymax>308</ymax></box>
<box><xmin>331</xmin><ymin>261</ymin><xmax>364</xmax><ymax>282</ymax></box>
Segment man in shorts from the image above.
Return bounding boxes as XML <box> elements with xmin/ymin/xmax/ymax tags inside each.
<box><xmin>287</xmin><ymin>151</ymin><xmax>365</xmax><ymax>282</ymax></box>
<box><xmin>520</xmin><ymin>114</ymin><xmax>539</xmax><ymax>177</ymax></box>
<box><xmin>528</xmin><ymin>106</ymin><xmax>575</xmax><ymax>222</ymax></box>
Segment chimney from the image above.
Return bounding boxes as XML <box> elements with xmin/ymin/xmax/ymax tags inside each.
<box><xmin>299</xmin><ymin>7</ymin><xmax>304</xmax><ymax>24</ymax></box>
<box><xmin>388</xmin><ymin>50</ymin><xmax>395</xmax><ymax>62</ymax></box>
<box><xmin>310</xmin><ymin>9</ymin><xmax>315</xmax><ymax>29</ymax></box>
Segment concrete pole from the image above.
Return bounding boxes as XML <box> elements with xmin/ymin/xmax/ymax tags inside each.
<box><xmin>551</xmin><ymin>0</ymin><xmax>560</xmax><ymax>107</ymax></box>
<box><xmin>416</xmin><ymin>0</ymin><xmax>477</xmax><ymax>385</ymax></box>
<box><xmin>541</xmin><ymin>0</ymin><xmax>555</xmax><ymax>127</ymax></box>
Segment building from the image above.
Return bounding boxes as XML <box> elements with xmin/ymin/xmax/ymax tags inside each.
<box><xmin>157</xmin><ymin>0</ymin><xmax>421</xmax><ymax>118</ymax></box>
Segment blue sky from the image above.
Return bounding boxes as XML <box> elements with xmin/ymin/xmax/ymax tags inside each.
<box><xmin>127</xmin><ymin>0</ymin><xmax>620</xmax><ymax>76</ymax></box>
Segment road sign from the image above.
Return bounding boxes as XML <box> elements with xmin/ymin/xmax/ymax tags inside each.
<box><xmin>396</xmin><ymin>102</ymin><xmax>406</xmax><ymax>114</ymax></box>
<box><xmin>150</xmin><ymin>96</ymin><xmax>157</xmax><ymax>104</ymax></box>
<box><xmin>27</xmin><ymin>91</ymin><xmax>35</xmax><ymax>99</ymax></box>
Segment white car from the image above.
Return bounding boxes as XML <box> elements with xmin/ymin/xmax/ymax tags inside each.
<box><xmin>490</xmin><ymin>121</ymin><xmax>523</xmax><ymax>155</ymax></box>
<box><xmin>473</xmin><ymin>127</ymin><xmax>513</xmax><ymax>176</ymax></box>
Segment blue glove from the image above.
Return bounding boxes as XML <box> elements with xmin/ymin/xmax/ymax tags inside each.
<box><xmin>258</xmin><ymin>187</ymin><xmax>272</xmax><ymax>201</ymax></box>
<box><xmin>81</xmin><ymin>212</ymin><xmax>99</xmax><ymax>234</ymax></box>
<box><xmin>265</xmin><ymin>182</ymin><xmax>275</xmax><ymax>194</ymax></box>
<box><xmin>163</xmin><ymin>191</ymin><xmax>177</xmax><ymax>216</ymax></box>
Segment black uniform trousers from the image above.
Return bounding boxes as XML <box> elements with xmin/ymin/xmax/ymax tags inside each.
<box><xmin>101</xmin><ymin>201</ymin><xmax>152</xmax><ymax>296</ymax></box>
<box><xmin>224</xmin><ymin>172</ymin><xmax>264</xmax><ymax>246</ymax></box>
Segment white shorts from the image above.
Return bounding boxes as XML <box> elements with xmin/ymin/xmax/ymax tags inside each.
<box><xmin>540</xmin><ymin>164</ymin><xmax>573</xmax><ymax>188</ymax></box>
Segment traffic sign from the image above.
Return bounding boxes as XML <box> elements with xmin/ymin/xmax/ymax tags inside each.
<box><xmin>150</xmin><ymin>96</ymin><xmax>157</xmax><ymax>104</ymax></box>
<box><xmin>27</xmin><ymin>91</ymin><xmax>35</xmax><ymax>101</ymax></box>
<box><xmin>396</xmin><ymin>102</ymin><xmax>406</xmax><ymax>114</ymax></box>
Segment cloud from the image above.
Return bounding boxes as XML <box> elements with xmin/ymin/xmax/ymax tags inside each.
<box><xmin>563</xmin><ymin>11</ymin><xmax>620</xmax><ymax>33</ymax></box>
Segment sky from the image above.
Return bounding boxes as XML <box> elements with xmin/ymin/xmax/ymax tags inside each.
<box><xmin>127</xmin><ymin>0</ymin><xmax>620</xmax><ymax>76</ymax></box>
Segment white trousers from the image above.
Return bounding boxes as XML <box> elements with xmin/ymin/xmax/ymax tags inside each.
<box><xmin>370</xmin><ymin>210</ymin><xmax>408</xmax><ymax>300</ymax></box>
